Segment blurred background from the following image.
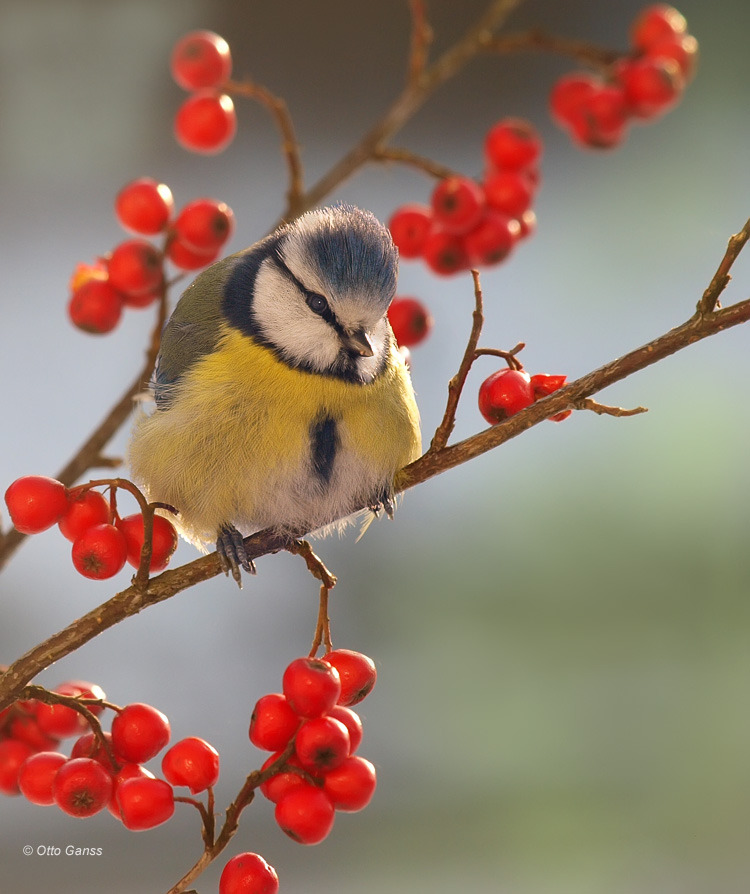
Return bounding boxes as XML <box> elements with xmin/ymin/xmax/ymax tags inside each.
<box><xmin>1</xmin><ymin>1</ymin><xmax>749</xmax><ymax>892</ymax></box>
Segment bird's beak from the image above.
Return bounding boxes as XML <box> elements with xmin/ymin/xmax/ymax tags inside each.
<box><xmin>341</xmin><ymin>327</ymin><xmax>375</xmax><ymax>358</ymax></box>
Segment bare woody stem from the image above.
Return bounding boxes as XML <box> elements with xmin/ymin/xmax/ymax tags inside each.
<box><xmin>225</xmin><ymin>79</ymin><xmax>305</xmax><ymax>217</ymax></box>
<box><xmin>272</xmin><ymin>0</ymin><xmax>526</xmax><ymax>227</ymax></box>
<box><xmin>485</xmin><ymin>27</ymin><xmax>622</xmax><ymax>69</ymax></box>
<box><xmin>0</xmin><ymin>290</ymin><xmax>169</xmax><ymax>571</ymax></box>
<box><xmin>2</xmin><ymin>283</ymin><xmax>750</xmax><ymax>713</ymax></box>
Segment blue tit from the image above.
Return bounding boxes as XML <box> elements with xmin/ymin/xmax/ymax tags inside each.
<box><xmin>128</xmin><ymin>204</ymin><xmax>422</xmax><ymax>584</ymax></box>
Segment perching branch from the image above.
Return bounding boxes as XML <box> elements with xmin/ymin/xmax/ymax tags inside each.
<box><xmin>2</xmin><ymin>218</ymin><xmax>750</xmax><ymax>712</ymax></box>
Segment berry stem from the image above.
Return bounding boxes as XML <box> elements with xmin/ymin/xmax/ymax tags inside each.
<box><xmin>224</xmin><ymin>78</ymin><xmax>305</xmax><ymax>217</ymax></box>
<box><xmin>485</xmin><ymin>27</ymin><xmax>622</xmax><ymax>71</ymax></box>
<box><xmin>372</xmin><ymin>145</ymin><xmax>459</xmax><ymax>180</ymax></box>
<box><xmin>0</xmin><ymin>287</ymin><xmax>169</xmax><ymax>572</ymax></box>
<box><xmin>429</xmin><ymin>269</ymin><xmax>486</xmax><ymax>453</ymax></box>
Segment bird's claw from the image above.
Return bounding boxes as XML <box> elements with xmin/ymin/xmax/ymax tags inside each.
<box><xmin>216</xmin><ymin>525</ymin><xmax>256</xmax><ymax>588</ymax></box>
<box><xmin>368</xmin><ymin>494</ymin><xmax>395</xmax><ymax>520</ymax></box>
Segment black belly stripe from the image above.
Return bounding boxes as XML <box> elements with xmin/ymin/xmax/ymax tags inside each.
<box><xmin>310</xmin><ymin>416</ymin><xmax>339</xmax><ymax>486</ymax></box>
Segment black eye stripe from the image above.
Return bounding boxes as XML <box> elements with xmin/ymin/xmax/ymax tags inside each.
<box><xmin>271</xmin><ymin>252</ymin><xmax>342</xmax><ymax>332</ymax></box>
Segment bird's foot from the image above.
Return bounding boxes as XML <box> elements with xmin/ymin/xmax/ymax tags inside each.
<box><xmin>368</xmin><ymin>494</ymin><xmax>395</xmax><ymax>520</ymax></box>
<box><xmin>216</xmin><ymin>525</ymin><xmax>256</xmax><ymax>588</ymax></box>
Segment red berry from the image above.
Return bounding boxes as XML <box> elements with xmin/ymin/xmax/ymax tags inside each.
<box><xmin>387</xmin><ymin>297</ymin><xmax>433</xmax><ymax>348</ymax></box>
<box><xmin>111</xmin><ymin>703</ymin><xmax>170</xmax><ymax>763</ymax></box>
<box><xmin>171</xmin><ymin>31</ymin><xmax>232</xmax><ymax>91</ymax></box>
<box><xmin>328</xmin><ymin>705</ymin><xmax>363</xmax><ymax>753</ymax></box>
<box><xmin>422</xmin><ymin>229</ymin><xmax>468</xmax><ymax>276</ymax></box>
<box><xmin>117</xmin><ymin>513</ymin><xmax>179</xmax><ymax>573</ymax></box>
<box><xmin>478</xmin><ymin>368</ymin><xmax>534</xmax><ymax>424</ymax></box>
<box><xmin>249</xmin><ymin>693</ymin><xmax>300</xmax><ymax>752</ymax></box>
<box><xmin>483</xmin><ymin>169</ymin><xmax>535</xmax><ymax>218</ymax></box>
<box><xmin>431</xmin><ymin>176</ymin><xmax>485</xmax><ymax>235</ymax></box>
<box><xmin>274</xmin><ymin>784</ymin><xmax>335</xmax><ymax>845</ymax></box>
<box><xmin>647</xmin><ymin>33</ymin><xmax>699</xmax><ymax>81</ymax></box>
<box><xmin>69</xmin><ymin>260</ymin><xmax>108</xmax><ymax>293</ymax></box>
<box><xmin>550</xmin><ymin>73</ymin><xmax>599</xmax><ymax>128</ymax></box>
<box><xmin>166</xmin><ymin>236</ymin><xmax>220</xmax><ymax>271</ymax></box>
<box><xmin>8</xmin><ymin>713</ymin><xmax>60</xmax><ymax>752</ymax></box>
<box><xmin>68</xmin><ymin>279</ymin><xmax>124</xmax><ymax>334</ymax></box>
<box><xmin>115</xmin><ymin>178</ymin><xmax>174</xmax><ymax>235</ymax></box>
<box><xmin>4</xmin><ymin>476</ymin><xmax>68</xmax><ymax>535</ymax></box>
<box><xmin>259</xmin><ymin>751</ymin><xmax>308</xmax><ymax>804</ymax></box>
<box><xmin>567</xmin><ymin>84</ymin><xmax>629</xmax><ymax>150</ymax></box>
<box><xmin>35</xmin><ymin>688</ymin><xmax>89</xmax><ymax>739</ymax></box>
<box><xmin>631</xmin><ymin>4</ymin><xmax>687</xmax><ymax>53</ymax></box>
<box><xmin>323</xmin><ymin>755</ymin><xmax>377</xmax><ymax>812</ymax></box>
<box><xmin>484</xmin><ymin>118</ymin><xmax>542</xmax><ymax>170</ymax></box>
<box><xmin>323</xmin><ymin>649</ymin><xmax>378</xmax><ymax>706</ymax></box>
<box><xmin>174</xmin><ymin>198</ymin><xmax>234</xmax><ymax>253</ymax></box>
<box><xmin>529</xmin><ymin>373</ymin><xmax>568</xmax><ymax>398</ymax></box>
<box><xmin>107</xmin><ymin>762</ymin><xmax>155</xmax><ymax>819</ymax></box>
<box><xmin>161</xmin><ymin>736</ymin><xmax>219</xmax><ymax>794</ymax></box>
<box><xmin>282</xmin><ymin>657</ymin><xmax>341</xmax><ymax>719</ymax></box>
<box><xmin>0</xmin><ymin>739</ymin><xmax>34</xmax><ymax>796</ymax></box>
<box><xmin>58</xmin><ymin>488</ymin><xmax>110</xmax><ymax>542</ymax></box>
<box><xmin>107</xmin><ymin>239</ymin><xmax>164</xmax><ymax>298</ymax></box>
<box><xmin>388</xmin><ymin>204</ymin><xmax>433</xmax><ymax>258</ymax></box>
<box><xmin>71</xmin><ymin>523</ymin><xmax>128</xmax><ymax>580</ymax></box>
<box><xmin>53</xmin><ymin>757</ymin><xmax>113</xmax><ymax>817</ymax></box>
<box><xmin>220</xmin><ymin>853</ymin><xmax>279</xmax><ymax>894</ymax></box>
<box><xmin>463</xmin><ymin>211</ymin><xmax>520</xmax><ymax>267</ymax></box>
<box><xmin>70</xmin><ymin>731</ymin><xmax>122</xmax><ymax>771</ymax></box>
<box><xmin>294</xmin><ymin>716</ymin><xmax>350</xmax><ymax>773</ymax></box>
<box><xmin>175</xmin><ymin>92</ymin><xmax>237</xmax><ymax>155</ymax></box>
<box><xmin>17</xmin><ymin>751</ymin><xmax>67</xmax><ymax>805</ymax></box>
<box><xmin>116</xmin><ymin>776</ymin><xmax>175</xmax><ymax>830</ymax></box>
<box><xmin>619</xmin><ymin>56</ymin><xmax>684</xmax><ymax>119</ymax></box>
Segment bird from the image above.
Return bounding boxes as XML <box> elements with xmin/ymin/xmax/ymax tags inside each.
<box><xmin>128</xmin><ymin>204</ymin><xmax>422</xmax><ymax>585</ymax></box>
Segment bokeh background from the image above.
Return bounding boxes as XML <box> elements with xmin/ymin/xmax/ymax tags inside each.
<box><xmin>1</xmin><ymin>1</ymin><xmax>749</xmax><ymax>892</ymax></box>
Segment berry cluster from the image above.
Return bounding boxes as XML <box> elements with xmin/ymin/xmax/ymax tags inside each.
<box><xmin>0</xmin><ymin>682</ymin><xmax>220</xmax><ymax>831</ymax></box>
<box><xmin>68</xmin><ymin>176</ymin><xmax>234</xmax><ymax>334</ymax></box>
<box><xmin>389</xmin><ymin>117</ymin><xmax>540</xmax><ymax>277</ymax></box>
<box><xmin>550</xmin><ymin>4</ymin><xmax>697</xmax><ymax>149</ymax></box>
<box><xmin>3</xmin><ymin>475</ymin><xmax>178</xmax><ymax>580</ymax></box>
<box><xmin>250</xmin><ymin>650</ymin><xmax>378</xmax><ymax>845</ymax></box>
<box><xmin>478</xmin><ymin>368</ymin><xmax>571</xmax><ymax>425</ymax></box>
<box><xmin>171</xmin><ymin>30</ymin><xmax>236</xmax><ymax>154</ymax></box>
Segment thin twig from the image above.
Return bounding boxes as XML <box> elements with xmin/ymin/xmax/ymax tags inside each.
<box><xmin>226</xmin><ymin>78</ymin><xmax>305</xmax><ymax>218</ymax></box>
<box><xmin>429</xmin><ymin>270</ymin><xmax>485</xmax><ymax>452</ymax></box>
<box><xmin>577</xmin><ymin>398</ymin><xmax>648</xmax><ymax>417</ymax></box>
<box><xmin>486</xmin><ymin>27</ymin><xmax>621</xmax><ymax>70</ymax></box>
<box><xmin>372</xmin><ymin>146</ymin><xmax>458</xmax><ymax>180</ymax></box>
<box><xmin>407</xmin><ymin>0</ymin><xmax>433</xmax><ymax>86</ymax></box>
<box><xmin>3</xmin><ymin>289</ymin><xmax>750</xmax><ymax>714</ymax></box>
<box><xmin>309</xmin><ymin>585</ymin><xmax>333</xmax><ymax>657</ymax></box>
<box><xmin>696</xmin><ymin>217</ymin><xmax>750</xmax><ymax>314</ymax></box>
<box><xmin>0</xmin><ymin>290</ymin><xmax>169</xmax><ymax>571</ymax></box>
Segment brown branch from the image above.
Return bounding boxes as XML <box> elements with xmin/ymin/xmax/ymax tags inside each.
<box><xmin>4</xmin><ymin>294</ymin><xmax>749</xmax><ymax>715</ymax></box>
<box><xmin>0</xmin><ymin>291</ymin><xmax>168</xmax><ymax>572</ymax></box>
<box><xmin>272</xmin><ymin>0</ymin><xmax>526</xmax><ymax>226</ymax></box>
<box><xmin>226</xmin><ymin>78</ymin><xmax>305</xmax><ymax>218</ymax></box>
<box><xmin>430</xmin><ymin>270</ymin><xmax>485</xmax><ymax>452</ymax></box>
<box><xmin>486</xmin><ymin>27</ymin><xmax>621</xmax><ymax>70</ymax></box>
<box><xmin>696</xmin><ymin>217</ymin><xmax>750</xmax><ymax>314</ymax></box>
<box><xmin>407</xmin><ymin>0</ymin><xmax>433</xmax><ymax>86</ymax></box>
<box><xmin>372</xmin><ymin>146</ymin><xmax>458</xmax><ymax>180</ymax></box>
<box><xmin>577</xmin><ymin>398</ymin><xmax>648</xmax><ymax>417</ymax></box>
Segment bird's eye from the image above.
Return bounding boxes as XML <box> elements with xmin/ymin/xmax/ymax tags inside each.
<box><xmin>306</xmin><ymin>293</ymin><xmax>329</xmax><ymax>315</ymax></box>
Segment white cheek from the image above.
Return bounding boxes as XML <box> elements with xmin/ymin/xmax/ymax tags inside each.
<box><xmin>253</xmin><ymin>261</ymin><xmax>340</xmax><ymax>371</ymax></box>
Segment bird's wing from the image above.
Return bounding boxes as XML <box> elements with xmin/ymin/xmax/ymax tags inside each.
<box><xmin>154</xmin><ymin>256</ymin><xmax>237</xmax><ymax>409</ymax></box>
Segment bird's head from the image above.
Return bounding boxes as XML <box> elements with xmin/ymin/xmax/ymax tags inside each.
<box><xmin>223</xmin><ymin>205</ymin><xmax>399</xmax><ymax>383</ymax></box>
